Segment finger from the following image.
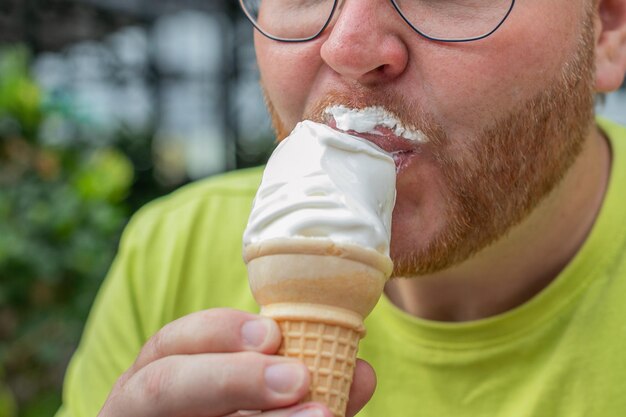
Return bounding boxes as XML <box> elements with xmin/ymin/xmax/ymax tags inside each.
<box><xmin>116</xmin><ymin>352</ymin><xmax>310</xmax><ymax>417</ymax></box>
<box><xmin>131</xmin><ymin>308</ymin><xmax>281</xmax><ymax>373</ymax></box>
<box><xmin>345</xmin><ymin>359</ymin><xmax>377</xmax><ymax>417</ymax></box>
<box><xmin>241</xmin><ymin>402</ymin><xmax>332</xmax><ymax>417</ymax></box>
<box><xmin>225</xmin><ymin>411</ymin><xmax>262</xmax><ymax>416</ymax></box>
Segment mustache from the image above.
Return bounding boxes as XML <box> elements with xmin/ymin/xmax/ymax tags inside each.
<box><xmin>304</xmin><ymin>89</ymin><xmax>417</xmax><ymax>122</ymax></box>
<box><xmin>302</xmin><ymin>88</ymin><xmax>446</xmax><ymax>146</ymax></box>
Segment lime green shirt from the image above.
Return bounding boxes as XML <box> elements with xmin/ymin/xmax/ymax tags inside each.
<box><xmin>57</xmin><ymin>119</ymin><xmax>626</xmax><ymax>417</ymax></box>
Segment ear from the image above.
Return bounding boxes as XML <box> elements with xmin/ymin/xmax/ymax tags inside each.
<box><xmin>594</xmin><ymin>0</ymin><xmax>626</xmax><ymax>92</ymax></box>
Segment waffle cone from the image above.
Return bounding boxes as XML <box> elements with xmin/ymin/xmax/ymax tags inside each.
<box><xmin>244</xmin><ymin>239</ymin><xmax>393</xmax><ymax>417</ymax></box>
<box><xmin>262</xmin><ymin>303</ymin><xmax>363</xmax><ymax>417</ymax></box>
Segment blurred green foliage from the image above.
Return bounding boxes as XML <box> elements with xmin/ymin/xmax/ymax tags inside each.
<box><xmin>0</xmin><ymin>45</ymin><xmax>174</xmax><ymax>416</ymax></box>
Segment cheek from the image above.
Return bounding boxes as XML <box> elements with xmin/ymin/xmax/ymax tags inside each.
<box><xmin>419</xmin><ymin>2</ymin><xmax>583</xmax><ymax>136</ymax></box>
<box><xmin>255</xmin><ymin>34</ymin><xmax>322</xmax><ymax>131</ymax></box>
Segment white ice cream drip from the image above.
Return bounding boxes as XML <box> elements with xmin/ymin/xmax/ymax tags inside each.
<box><xmin>325</xmin><ymin>105</ymin><xmax>427</xmax><ymax>143</ymax></box>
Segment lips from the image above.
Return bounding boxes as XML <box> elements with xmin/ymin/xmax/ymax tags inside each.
<box><xmin>326</xmin><ymin>120</ymin><xmax>419</xmax><ymax>155</ymax></box>
<box><xmin>352</xmin><ymin>129</ymin><xmax>418</xmax><ymax>155</ymax></box>
<box><xmin>332</xmin><ymin>124</ymin><xmax>421</xmax><ymax>173</ymax></box>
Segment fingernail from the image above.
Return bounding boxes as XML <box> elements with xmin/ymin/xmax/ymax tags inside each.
<box><xmin>291</xmin><ymin>407</ymin><xmax>325</xmax><ymax>417</ymax></box>
<box><xmin>264</xmin><ymin>363</ymin><xmax>307</xmax><ymax>394</ymax></box>
<box><xmin>241</xmin><ymin>319</ymin><xmax>271</xmax><ymax>348</ymax></box>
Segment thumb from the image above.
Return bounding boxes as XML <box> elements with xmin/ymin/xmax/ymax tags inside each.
<box><xmin>346</xmin><ymin>359</ymin><xmax>377</xmax><ymax>417</ymax></box>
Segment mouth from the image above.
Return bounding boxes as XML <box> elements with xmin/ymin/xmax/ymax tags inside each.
<box><xmin>319</xmin><ymin>105</ymin><xmax>428</xmax><ymax>172</ymax></box>
<box><xmin>325</xmin><ymin>119</ymin><xmax>420</xmax><ymax>171</ymax></box>
<box><xmin>324</xmin><ymin>105</ymin><xmax>427</xmax><ymax>143</ymax></box>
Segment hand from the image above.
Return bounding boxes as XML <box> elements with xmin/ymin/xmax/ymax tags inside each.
<box><xmin>98</xmin><ymin>308</ymin><xmax>376</xmax><ymax>417</ymax></box>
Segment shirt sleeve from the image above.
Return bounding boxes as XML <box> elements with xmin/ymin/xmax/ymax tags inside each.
<box><xmin>54</xmin><ymin>169</ymin><xmax>261</xmax><ymax>417</ymax></box>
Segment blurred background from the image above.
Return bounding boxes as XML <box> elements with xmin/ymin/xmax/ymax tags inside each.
<box><xmin>0</xmin><ymin>1</ymin><xmax>624</xmax><ymax>416</ymax></box>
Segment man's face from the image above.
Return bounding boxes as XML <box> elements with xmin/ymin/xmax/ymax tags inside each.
<box><xmin>254</xmin><ymin>0</ymin><xmax>597</xmax><ymax>276</ymax></box>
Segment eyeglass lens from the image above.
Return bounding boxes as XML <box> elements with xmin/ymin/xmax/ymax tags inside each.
<box><xmin>394</xmin><ymin>0</ymin><xmax>513</xmax><ymax>40</ymax></box>
<box><xmin>240</xmin><ymin>0</ymin><xmax>514</xmax><ymax>42</ymax></box>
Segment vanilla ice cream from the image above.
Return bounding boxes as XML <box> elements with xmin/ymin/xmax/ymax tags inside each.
<box><xmin>325</xmin><ymin>105</ymin><xmax>427</xmax><ymax>143</ymax></box>
<box><xmin>243</xmin><ymin>120</ymin><xmax>396</xmax><ymax>255</ymax></box>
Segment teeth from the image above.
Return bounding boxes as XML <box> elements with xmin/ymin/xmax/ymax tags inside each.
<box><xmin>324</xmin><ymin>105</ymin><xmax>427</xmax><ymax>143</ymax></box>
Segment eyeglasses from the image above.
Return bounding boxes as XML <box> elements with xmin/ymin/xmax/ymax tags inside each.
<box><xmin>240</xmin><ymin>0</ymin><xmax>515</xmax><ymax>43</ymax></box>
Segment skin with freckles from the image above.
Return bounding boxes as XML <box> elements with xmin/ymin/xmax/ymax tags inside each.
<box><xmin>256</xmin><ymin>0</ymin><xmax>626</xmax><ymax>321</ymax></box>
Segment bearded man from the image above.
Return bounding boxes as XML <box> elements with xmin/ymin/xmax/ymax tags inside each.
<box><xmin>57</xmin><ymin>0</ymin><xmax>626</xmax><ymax>416</ymax></box>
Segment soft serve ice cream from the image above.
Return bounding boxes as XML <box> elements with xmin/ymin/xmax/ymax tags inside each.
<box><xmin>242</xmin><ymin>119</ymin><xmax>397</xmax><ymax>417</ymax></box>
<box><xmin>325</xmin><ymin>105</ymin><xmax>427</xmax><ymax>143</ymax></box>
<box><xmin>243</xmin><ymin>120</ymin><xmax>396</xmax><ymax>255</ymax></box>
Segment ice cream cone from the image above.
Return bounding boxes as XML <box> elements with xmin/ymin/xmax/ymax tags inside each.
<box><xmin>242</xmin><ymin>120</ymin><xmax>396</xmax><ymax>416</ymax></box>
<box><xmin>244</xmin><ymin>239</ymin><xmax>393</xmax><ymax>417</ymax></box>
<box><xmin>261</xmin><ymin>303</ymin><xmax>363</xmax><ymax>417</ymax></box>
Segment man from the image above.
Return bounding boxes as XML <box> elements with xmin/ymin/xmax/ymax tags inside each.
<box><xmin>57</xmin><ymin>0</ymin><xmax>626</xmax><ymax>416</ymax></box>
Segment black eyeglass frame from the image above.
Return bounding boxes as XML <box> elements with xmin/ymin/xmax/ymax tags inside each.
<box><xmin>239</xmin><ymin>0</ymin><xmax>516</xmax><ymax>43</ymax></box>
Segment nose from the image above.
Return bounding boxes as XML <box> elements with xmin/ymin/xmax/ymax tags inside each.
<box><xmin>320</xmin><ymin>0</ymin><xmax>409</xmax><ymax>85</ymax></box>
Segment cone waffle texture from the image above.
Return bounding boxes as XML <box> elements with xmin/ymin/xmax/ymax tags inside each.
<box><xmin>278</xmin><ymin>318</ymin><xmax>361</xmax><ymax>417</ymax></box>
<box><xmin>245</xmin><ymin>240</ymin><xmax>392</xmax><ymax>417</ymax></box>
<box><xmin>261</xmin><ymin>303</ymin><xmax>365</xmax><ymax>417</ymax></box>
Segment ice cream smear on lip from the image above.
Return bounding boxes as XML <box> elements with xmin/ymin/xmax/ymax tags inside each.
<box><xmin>243</xmin><ymin>120</ymin><xmax>396</xmax><ymax>255</ymax></box>
<box><xmin>325</xmin><ymin>105</ymin><xmax>427</xmax><ymax>143</ymax></box>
